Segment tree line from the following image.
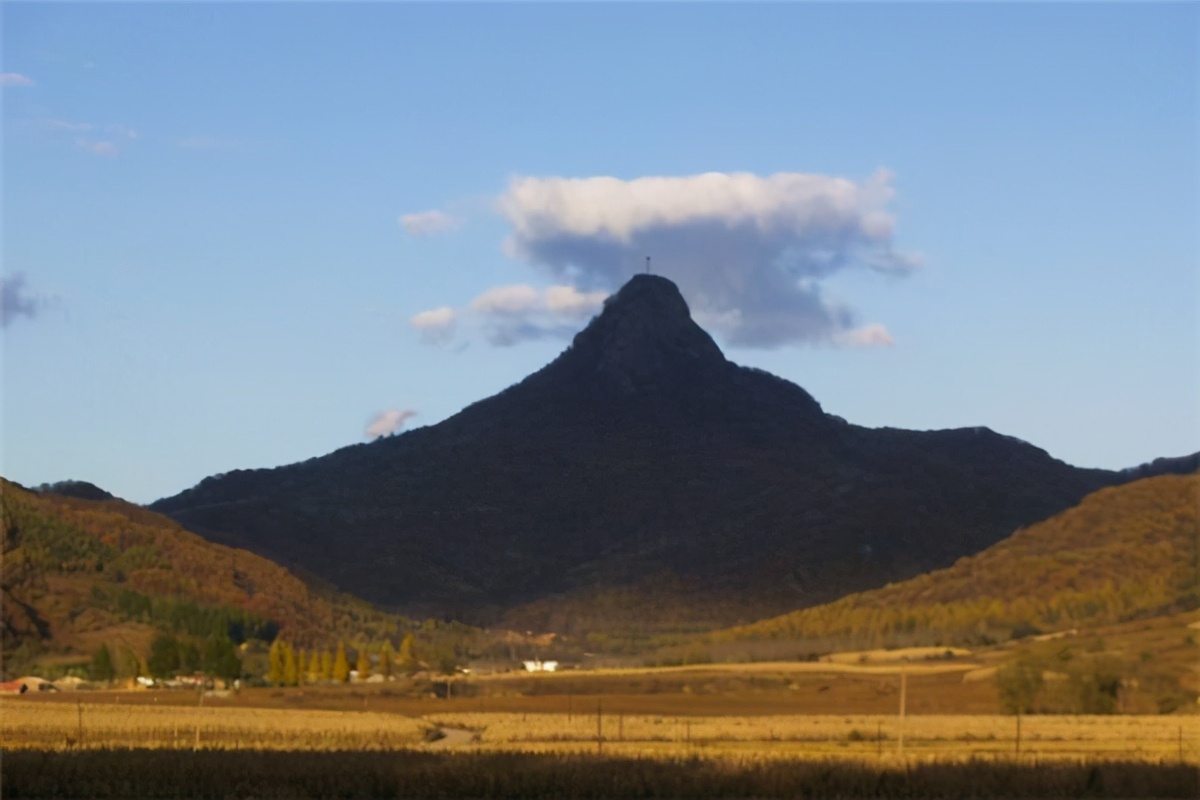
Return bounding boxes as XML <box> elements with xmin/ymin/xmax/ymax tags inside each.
<box><xmin>264</xmin><ymin>632</ymin><xmax>458</xmax><ymax>685</ymax></box>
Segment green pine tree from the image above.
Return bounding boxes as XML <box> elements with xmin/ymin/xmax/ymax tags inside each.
<box><xmin>282</xmin><ymin>642</ymin><xmax>299</xmax><ymax>686</ymax></box>
<box><xmin>179</xmin><ymin>641</ymin><xmax>201</xmax><ymax>674</ymax></box>
<box><xmin>90</xmin><ymin>644</ymin><xmax>116</xmax><ymax>683</ymax></box>
<box><xmin>996</xmin><ymin>657</ymin><xmax>1044</xmax><ymax>715</ymax></box>
<box><xmin>148</xmin><ymin>633</ymin><xmax>181</xmax><ymax>679</ymax></box>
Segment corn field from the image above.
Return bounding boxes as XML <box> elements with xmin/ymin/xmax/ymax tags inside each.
<box><xmin>424</xmin><ymin>711</ymin><xmax>1200</xmax><ymax>762</ymax></box>
<box><xmin>0</xmin><ymin>699</ymin><xmax>428</xmax><ymax>751</ymax></box>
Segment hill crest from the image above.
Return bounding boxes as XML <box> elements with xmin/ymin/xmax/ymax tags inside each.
<box><xmin>151</xmin><ymin>274</ymin><xmax>1161</xmax><ymax>634</ymax></box>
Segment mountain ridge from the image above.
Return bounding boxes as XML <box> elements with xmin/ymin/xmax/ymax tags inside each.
<box><xmin>150</xmin><ymin>274</ymin><xmax>1188</xmax><ymax>634</ymax></box>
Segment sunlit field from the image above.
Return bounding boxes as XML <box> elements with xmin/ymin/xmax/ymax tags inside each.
<box><xmin>424</xmin><ymin>711</ymin><xmax>1198</xmax><ymax>763</ymax></box>
<box><xmin>4</xmin><ymin>697</ymin><xmax>1195</xmax><ymax>763</ymax></box>
<box><xmin>0</xmin><ymin>699</ymin><xmax>429</xmax><ymax>751</ymax></box>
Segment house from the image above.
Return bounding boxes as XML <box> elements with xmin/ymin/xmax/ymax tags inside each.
<box><xmin>0</xmin><ymin>680</ymin><xmax>28</xmax><ymax>694</ymax></box>
<box><xmin>521</xmin><ymin>660</ymin><xmax>559</xmax><ymax>673</ymax></box>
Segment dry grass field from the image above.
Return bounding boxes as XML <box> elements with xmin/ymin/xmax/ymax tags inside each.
<box><xmin>4</xmin><ymin>695</ymin><xmax>1195</xmax><ymax>764</ymax></box>
<box><xmin>423</xmin><ymin>711</ymin><xmax>1199</xmax><ymax>763</ymax></box>
<box><xmin>4</xmin><ymin>692</ymin><xmax>1196</xmax><ymax>799</ymax></box>
<box><xmin>5</xmin><ymin>611</ymin><xmax>1194</xmax><ymax>798</ymax></box>
<box><xmin>0</xmin><ymin>698</ymin><xmax>429</xmax><ymax>751</ymax></box>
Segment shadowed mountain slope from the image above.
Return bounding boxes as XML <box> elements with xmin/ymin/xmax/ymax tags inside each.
<box><xmin>151</xmin><ymin>275</ymin><xmax>1173</xmax><ymax>633</ymax></box>
<box><xmin>717</xmin><ymin>472</ymin><xmax>1200</xmax><ymax>646</ymax></box>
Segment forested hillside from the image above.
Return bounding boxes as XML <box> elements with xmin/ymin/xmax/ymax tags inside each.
<box><xmin>1</xmin><ymin>479</ymin><xmax>475</xmax><ymax>678</ymax></box>
<box><xmin>718</xmin><ymin>473</ymin><xmax>1199</xmax><ymax>648</ymax></box>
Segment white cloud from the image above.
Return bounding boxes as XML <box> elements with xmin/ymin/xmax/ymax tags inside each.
<box><xmin>410</xmin><ymin>285</ymin><xmax>609</xmax><ymax>348</ymax></box>
<box><xmin>399</xmin><ymin>209</ymin><xmax>462</xmax><ymax>236</ymax></box>
<box><xmin>365</xmin><ymin>409</ymin><xmax>417</xmax><ymax>439</ymax></box>
<box><xmin>76</xmin><ymin>138</ymin><xmax>117</xmax><ymax>157</ymax></box>
<box><xmin>0</xmin><ymin>73</ymin><xmax>34</xmax><ymax>87</ymax></box>
<box><xmin>545</xmin><ymin>285</ymin><xmax>609</xmax><ymax>316</ymax></box>
<box><xmin>497</xmin><ymin>169</ymin><xmax>919</xmax><ymax>348</ymax></box>
<box><xmin>467</xmin><ymin>284</ymin><xmax>608</xmax><ymax>346</ymax></box>
<box><xmin>470</xmin><ymin>284</ymin><xmax>543</xmax><ymax>315</ymax></box>
<box><xmin>409</xmin><ymin>305</ymin><xmax>457</xmax><ymax>345</ymax></box>
<box><xmin>834</xmin><ymin>323</ymin><xmax>895</xmax><ymax>347</ymax></box>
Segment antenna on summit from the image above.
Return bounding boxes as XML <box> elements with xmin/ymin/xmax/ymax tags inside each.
<box><xmin>645</xmin><ymin>256</ymin><xmax>651</xmax><ymax>275</ymax></box>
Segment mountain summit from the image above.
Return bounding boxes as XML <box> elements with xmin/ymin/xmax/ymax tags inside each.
<box><xmin>563</xmin><ymin>274</ymin><xmax>727</xmax><ymax>392</ymax></box>
<box><xmin>154</xmin><ymin>274</ymin><xmax>1137</xmax><ymax>633</ymax></box>
<box><xmin>470</xmin><ymin>274</ymin><xmax>827</xmax><ymax>436</ymax></box>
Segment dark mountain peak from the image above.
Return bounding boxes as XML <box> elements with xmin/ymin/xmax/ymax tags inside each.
<box><xmin>559</xmin><ymin>274</ymin><xmax>728</xmax><ymax>393</ymax></box>
<box><xmin>150</xmin><ymin>272</ymin><xmax>1135</xmax><ymax>634</ymax></box>
<box><xmin>37</xmin><ymin>480</ymin><xmax>115</xmax><ymax>502</ymax></box>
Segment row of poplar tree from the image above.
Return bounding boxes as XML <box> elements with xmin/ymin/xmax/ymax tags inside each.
<box><xmin>267</xmin><ymin>634</ymin><xmax>418</xmax><ymax>686</ymax></box>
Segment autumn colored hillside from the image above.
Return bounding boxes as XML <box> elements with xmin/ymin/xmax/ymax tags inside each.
<box><xmin>718</xmin><ymin>473</ymin><xmax>1199</xmax><ymax>648</ymax></box>
<box><xmin>0</xmin><ymin>479</ymin><xmax>453</xmax><ymax>677</ymax></box>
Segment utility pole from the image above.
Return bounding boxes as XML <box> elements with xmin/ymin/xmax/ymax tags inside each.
<box><xmin>897</xmin><ymin>670</ymin><xmax>907</xmax><ymax>757</ymax></box>
<box><xmin>596</xmin><ymin>700</ymin><xmax>603</xmax><ymax>755</ymax></box>
<box><xmin>195</xmin><ymin>685</ymin><xmax>204</xmax><ymax>750</ymax></box>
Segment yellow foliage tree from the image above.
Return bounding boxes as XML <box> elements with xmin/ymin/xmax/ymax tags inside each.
<box><xmin>398</xmin><ymin>632</ymin><xmax>417</xmax><ymax>674</ymax></box>
<box><xmin>356</xmin><ymin>646</ymin><xmax>371</xmax><ymax>681</ymax></box>
<box><xmin>268</xmin><ymin>638</ymin><xmax>286</xmax><ymax>686</ymax></box>
<box><xmin>333</xmin><ymin>642</ymin><xmax>350</xmax><ymax>683</ymax></box>
<box><xmin>321</xmin><ymin>649</ymin><xmax>334</xmax><ymax>681</ymax></box>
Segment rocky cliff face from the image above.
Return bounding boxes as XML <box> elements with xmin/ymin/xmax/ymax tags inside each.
<box><xmin>152</xmin><ymin>275</ymin><xmax>1139</xmax><ymax>633</ymax></box>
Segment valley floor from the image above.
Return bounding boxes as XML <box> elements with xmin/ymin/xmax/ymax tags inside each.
<box><xmin>4</xmin><ymin>695</ymin><xmax>1195</xmax><ymax>764</ymax></box>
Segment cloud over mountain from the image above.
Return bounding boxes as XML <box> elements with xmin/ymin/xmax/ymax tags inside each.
<box><xmin>410</xmin><ymin>284</ymin><xmax>608</xmax><ymax>347</ymax></box>
<box><xmin>364</xmin><ymin>409</ymin><xmax>417</xmax><ymax>439</ymax></box>
<box><xmin>497</xmin><ymin>170</ymin><xmax>918</xmax><ymax>348</ymax></box>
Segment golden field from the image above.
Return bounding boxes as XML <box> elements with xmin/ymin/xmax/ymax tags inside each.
<box><xmin>4</xmin><ymin>696</ymin><xmax>1195</xmax><ymax>765</ymax></box>
<box><xmin>0</xmin><ymin>698</ymin><xmax>429</xmax><ymax>751</ymax></box>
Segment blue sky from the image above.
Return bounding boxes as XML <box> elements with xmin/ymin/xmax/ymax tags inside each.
<box><xmin>2</xmin><ymin>3</ymin><xmax>1196</xmax><ymax>504</ymax></box>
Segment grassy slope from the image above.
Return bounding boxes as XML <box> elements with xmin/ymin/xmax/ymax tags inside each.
<box><xmin>0</xmin><ymin>478</ymin><xmax>423</xmax><ymax>671</ymax></box>
<box><xmin>717</xmin><ymin>473</ymin><xmax>1199</xmax><ymax>647</ymax></box>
